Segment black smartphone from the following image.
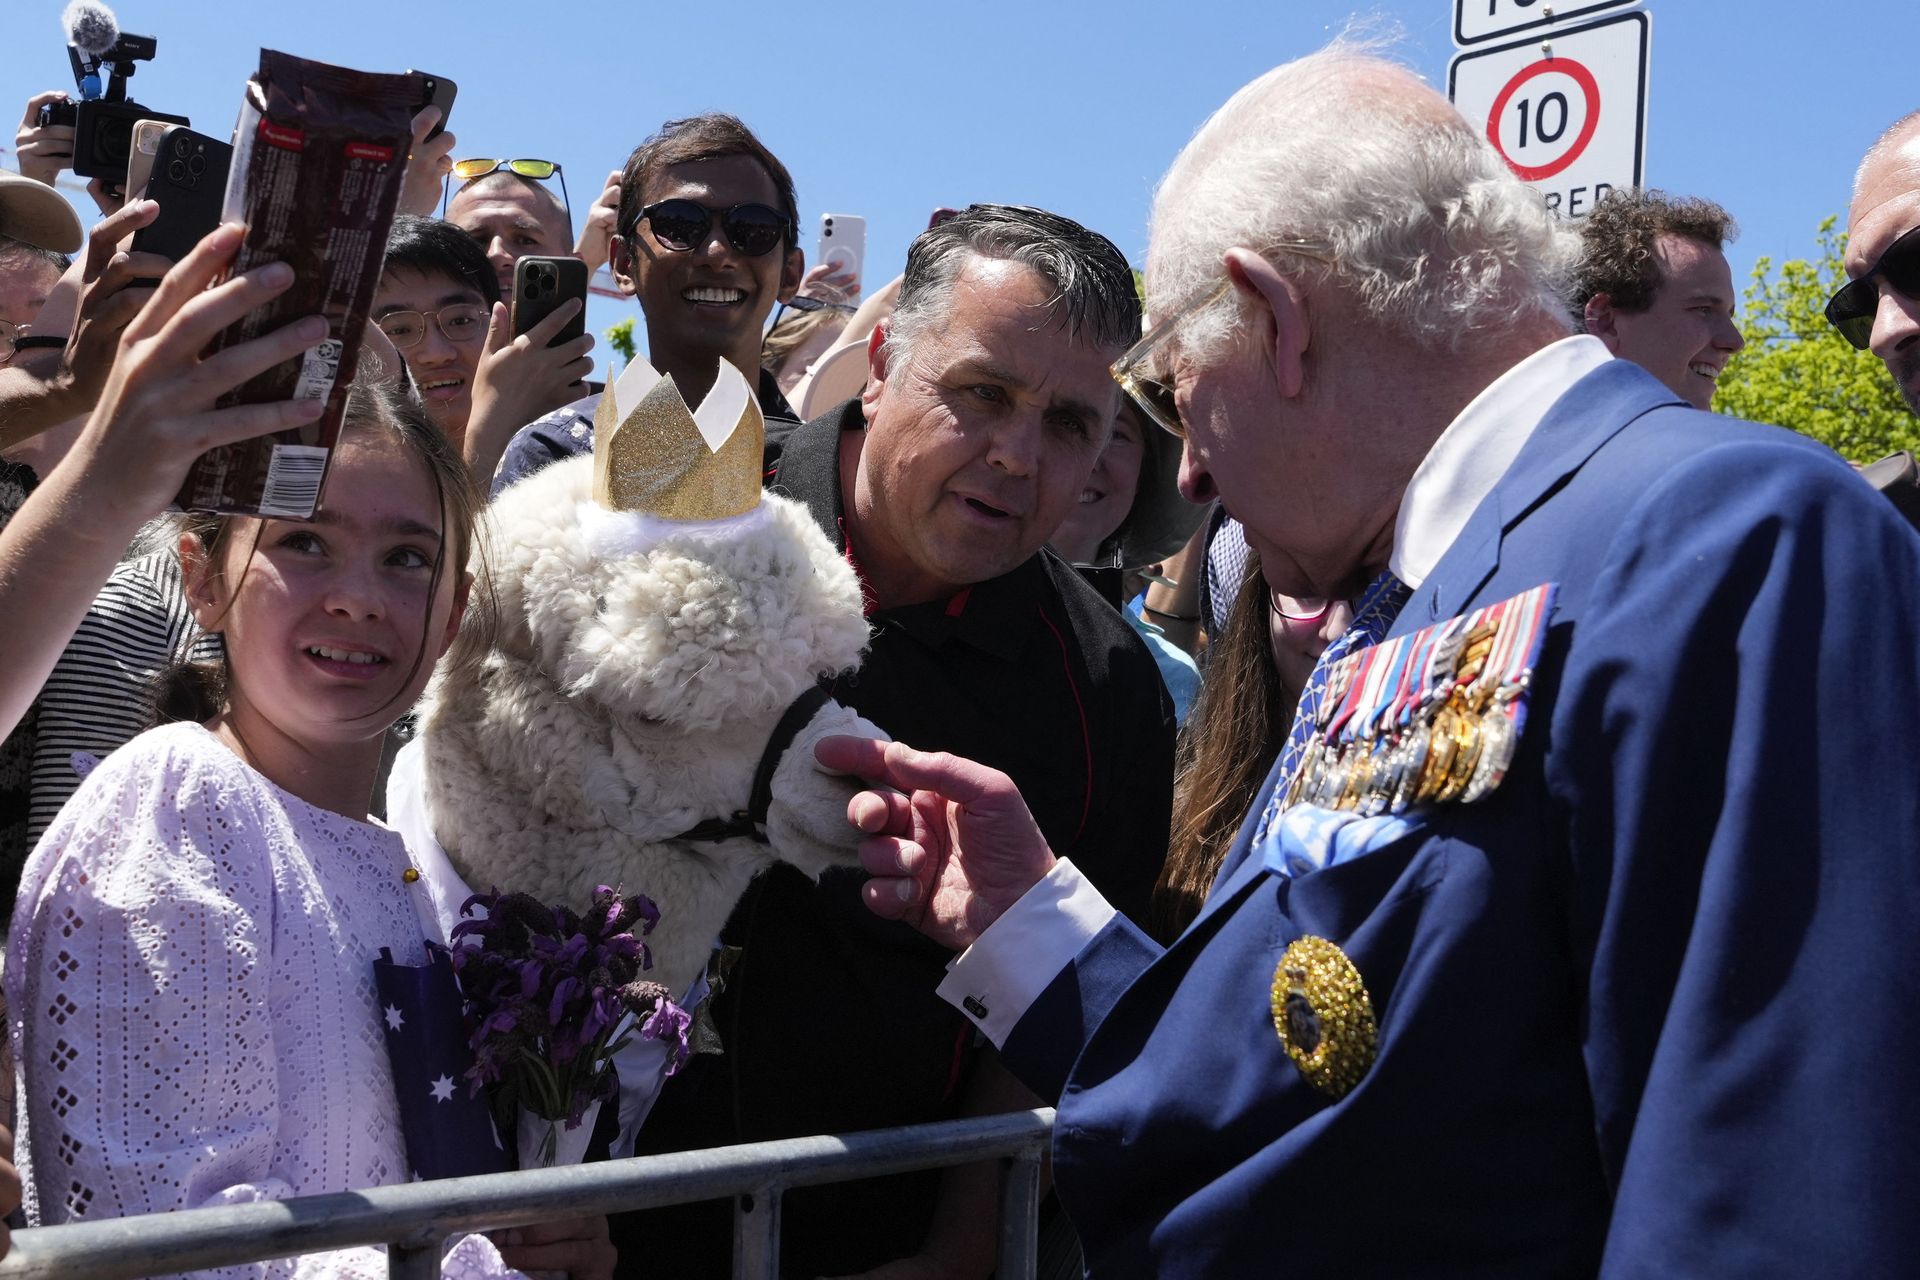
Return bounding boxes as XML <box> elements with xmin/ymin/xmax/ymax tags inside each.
<box><xmin>513</xmin><ymin>256</ymin><xmax>589</xmax><ymax>348</ymax></box>
<box><xmin>409</xmin><ymin>70</ymin><xmax>458</xmax><ymax>140</ymax></box>
<box><xmin>131</xmin><ymin>125</ymin><xmax>234</xmax><ymax>262</ymax></box>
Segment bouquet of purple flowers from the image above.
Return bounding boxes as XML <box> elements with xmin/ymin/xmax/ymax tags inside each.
<box><xmin>450</xmin><ymin>884</ymin><xmax>691</xmax><ymax>1164</ymax></box>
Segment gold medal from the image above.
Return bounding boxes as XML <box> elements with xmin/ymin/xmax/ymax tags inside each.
<box><xmin>1271</xmin><ymin>936</ymin><xmax>1379</xmax><ymax>1099</ymax></box>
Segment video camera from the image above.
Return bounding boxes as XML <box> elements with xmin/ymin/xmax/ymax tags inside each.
<box><xmin>36</xmin><ymin>4</ymin><xmax>187</xmax><ymax>184</ymax></box>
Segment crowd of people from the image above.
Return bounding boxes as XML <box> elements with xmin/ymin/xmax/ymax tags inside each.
<box><xmin>0</xmin><ymin>27</ymin><xmax>1917</xmax><ymax>1280</ymax></box>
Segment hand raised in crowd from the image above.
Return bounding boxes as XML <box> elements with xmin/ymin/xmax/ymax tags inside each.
<box><xmin>815</xmin><ymin>737</ymin><xmax>1058</xmax><ymax>951</ymax></box>
<box><xmin>574</xmin><ymin>169</ymin><xmax>622</xmax><ymax>275</ymax></box>
<box><xmin>797</xmin><ymin>261</ymin><xmax>860</xmax><ymax>306</ymax></box>
<box><xmin>488</xmin><ymin>1216</ymin><xmax>617</xmax><ymax>1280</ymax></box>
<box><xmin>68</xmin><ymin>221</ymin><xmax>325</xmax><ymax>523</ymax></box>
<box><xmin>62</xmin><ymin>199</ymin><xmax>174</xmax><ymax>404</ymax></box>
<box><xmin>463</xmin><ymin>298</ymin><xmax>593</xmax><ymax>486</ymax></box>
<box><xmin>13</xmin><ymin>91</ymin><xmax>75</xmax><ymax>187</ymax></box>
<box><xmin>395</xmin><ymin>106</ymin><xmax>457</xmax><ymax>218</ymax></box>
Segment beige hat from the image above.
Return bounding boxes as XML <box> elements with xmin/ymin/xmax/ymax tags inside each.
<box><xmin>0</xmin><ymin>171</ymin><xmax>84</xmax><ymax>254</ymax></box>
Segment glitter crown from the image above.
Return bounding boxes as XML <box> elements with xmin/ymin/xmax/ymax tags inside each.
<box><xmin>592</xmin><ymin>357</ymin><xmax>763</xmax><ymax>521</ymax></box>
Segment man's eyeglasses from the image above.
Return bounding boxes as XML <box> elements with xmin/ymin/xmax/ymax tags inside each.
<box><xmin>1826</xmin><ymin>223</ymin><xmax>1920</xmax><ymax>350</ymax></box>
<box><xmin>631</xmin><ymin>199</ymin><xmax>793</xmax><ymax>259</ymax></box>
<box><xmin>375</xmin><ymin>303</ymin><xmax>490</xmax><ymax>349</ymax></box>
<box><xmin>1109</xmin><ymin>241</ymin><xmax>1333</xmax><ymax>438</ymax></box>
<box><xmin>443</xmin><ymin>157</ymin><xmax>572</xmax><ymax>227</ymax></box>
<box><xmin>769</xmin><ymin>294</ymin><xmax>859</xmax><ymax>330</ymax></box>
<box><xmin>0</xmin><ymin>321</ymin><xmax>18</xmax><ymax>365</ymax></box>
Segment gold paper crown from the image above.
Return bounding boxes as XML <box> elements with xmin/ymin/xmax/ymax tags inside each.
<box><xmin>592</xmin><ymin>358</ymin><xmax>764</xmax><ymax>521</ymax></box>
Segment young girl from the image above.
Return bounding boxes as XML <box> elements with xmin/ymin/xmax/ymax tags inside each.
<box><xmin>5</xmin><ymin>228</ymin><xmax>610</xmax><ymax>1278</ymax></box>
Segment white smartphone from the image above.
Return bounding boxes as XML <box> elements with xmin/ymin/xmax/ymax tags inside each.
<box><xmin>816</xmin><ymin>213</ymin><xmax>866</xmax><ymax>286</ymax></box>
<box><xmin>124</xmin><ymin>119</ymin><xmax>172</xmax><ymax>202</ymax></box>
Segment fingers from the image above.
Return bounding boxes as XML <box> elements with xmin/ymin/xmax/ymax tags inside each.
<box><xmin>848</xmin><ymin>786</ymin><xmax>913</xmax><ymax>835</ymax></box>
<box><xmin>814</xmin><ymin>737</ymin><xmax>1009</xmax><ymax>808</ymax></box>
<box><xmin>600</xmin><ymin>170</ymin><xmax>622</xmax><ymax>198</ymax></box>
<box><xmin>491</xmin><ymin>1217</ymin><xmax>617</xmax><ymax>1280</ymax></box>
<box><xmin>83</xmin><ymin>200</ymin><xmax>160</xmax><ymax>282</ymax></box>
<box><xmin>185</xmin><ymin>314</ymin><xmax>329</xmax><ymax>402</ymax></box>
<box><xmin>127</xmin><ymin>231</ymin><xmax>281</xmax><ymax>351</ymax></box>
<box><xmin>482</xmin><ymin>300</ymin><xmax>511</xmax><ymax>357</ymax></box>
<box><xmin>410</xmin><ymin>105</ymin><xmax>441</xmax><ymax>143</ymax></box>
<box><xmin>523</xmin><ymin>296</ymin><xmax>583</xmax><ymax>345</ymax></box>
<box><xmin>862</xmin><ymin>869</ymin><xmax>923</xmax><ymax>920</ymax></box>
<box><xmin>179</xmin><ymin>395</ymin><xmax>327</xmax><ymax>455</ymax></box>
<box><xmin>20</xmin><ymin>91</ymin><xmax>64</xmax><ymax>129</ymax></box>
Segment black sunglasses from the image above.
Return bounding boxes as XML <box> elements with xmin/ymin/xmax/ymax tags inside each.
<box><xmin>1826</xmin><ymin>223</ymin><xmax>1920</xmax><ymax>350</ymax></box>
<box><xmin>632</xmin><ymin>199</ymin><xmax>793</xmax><ymax>258</ymax></box>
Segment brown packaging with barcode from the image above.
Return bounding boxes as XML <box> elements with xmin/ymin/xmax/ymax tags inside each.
<box><xmin>175</xmin><ymin>50</ymin><xmax>422</xmax><ymax>517</ymax></box>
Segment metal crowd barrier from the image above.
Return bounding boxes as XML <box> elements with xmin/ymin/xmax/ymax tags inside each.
<box><xmin>0</xmin><ymin>1108</ymin><xmax>1056</xmax><ymax>1280</ymax></box>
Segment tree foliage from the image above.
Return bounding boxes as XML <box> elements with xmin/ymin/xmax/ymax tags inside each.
<box><xmin>603</xmin><ymin>317</ymin><xmax>636</xmax><ymax>369</ymax></box>
<box><xmin>1714</xmin><ymin>217</ymin><xmax>1918</xmax><ymax>462</ymax></box>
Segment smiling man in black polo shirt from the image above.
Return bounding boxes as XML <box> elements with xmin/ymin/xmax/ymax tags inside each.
<box><xmin>621</xmin><ymin>205</ymin><xmax>1176</xmax><ymax>1278</ymax></box>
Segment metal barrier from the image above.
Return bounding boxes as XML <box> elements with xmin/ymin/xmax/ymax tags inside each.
<box><xmin>0</xmin><ymin>1108</ymin><xmax>1055</xmax><ymax>1280</ymax></box>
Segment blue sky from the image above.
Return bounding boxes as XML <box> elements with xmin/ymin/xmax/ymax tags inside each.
<box><xmin>3</xmin><ymin>0</ymin><xmax>1910</xmax><ymax>359</ymax></box>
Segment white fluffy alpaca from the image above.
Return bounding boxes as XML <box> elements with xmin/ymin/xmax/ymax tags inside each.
<box><xmin>415</xmin><ymin>452</ymin><xmax>882</xmax><ymax>1006</ymax></box>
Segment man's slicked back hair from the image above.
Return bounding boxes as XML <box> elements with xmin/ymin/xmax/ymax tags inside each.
<box><xmin>617</xmin><ymin>114</ymin><xmax>797</xmax><ymax>248</ymax></box>
<box><xmin>1571</xmin><ymin>188</ymin><xmax>1737</xmax><ymax>315</ymax></box>
<box><xmin>883</xmin><ymin>203</ymin><xmax>1142</xmax><ymax>373</ymax></box>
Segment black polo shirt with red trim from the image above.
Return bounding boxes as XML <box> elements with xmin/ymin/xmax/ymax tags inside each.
<box><xmin>619</xmin><ymin>398</ymin><xmax>1176</xmax><ymax>1277</ymax></box>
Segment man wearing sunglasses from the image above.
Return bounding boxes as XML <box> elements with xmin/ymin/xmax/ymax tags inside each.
<box><xmin>493</xmin><ymin>115</ymin><xmax>805</xmax><ymax>494</ymax></box>
<box><xmin>817</xmin><ymin>42</ymin><xmax>1920</xmax><ymax>1280</ymax></box>
<box><xmin>445</xmin><ymin>158</ymin><xmax>577</xmax><ymax>302</ymax></box>
<box><xmin>1840</xmin><ymin>110</ymin><xmax>1920</xmax><ymax>412</ymax></box>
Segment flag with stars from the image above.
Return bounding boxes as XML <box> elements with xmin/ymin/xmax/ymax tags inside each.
<box><xmin>373</xmin><ymin>943</ymin><xmax>513</xmax><ymax>1181</ymax></box>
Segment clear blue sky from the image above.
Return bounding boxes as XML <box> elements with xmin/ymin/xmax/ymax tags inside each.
<box><xmin>3</xmin><ymin>0</ymin><xmax>1910</xmax><ymax>359</ymax></box>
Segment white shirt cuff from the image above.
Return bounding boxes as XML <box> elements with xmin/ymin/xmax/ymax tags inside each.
<box><xmin>934</xmin><ymin>858</ymin><xmax>1115</xmax><ymax>1048</ymax></box>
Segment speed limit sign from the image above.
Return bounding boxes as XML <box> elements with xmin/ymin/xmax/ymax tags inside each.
<box><xmin>1449</xmin><ymin>10</ymin><xmax>1650</xmax><ymax>218</ymax></box>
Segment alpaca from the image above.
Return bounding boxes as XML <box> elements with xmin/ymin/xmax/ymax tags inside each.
<box><xmin>413</xmin><ymin>451</ymin><xmax>882</xmax><ymax>1007</ymax></box>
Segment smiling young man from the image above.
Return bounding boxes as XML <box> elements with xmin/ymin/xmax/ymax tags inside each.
<box><xmin>616</xmin><ymin>204</ymin><xmax>1178</xmax><ymax>1280</ymax></box>
<box><xmin>1572</xmin><ymin>188</ymin><xmax>1745</xmax><ymax>410</ymax></box>
<box><xmin>493</xmin><ymin>115</ymin><xmax>804</xmax><ymax>492</ymax></box>
<box><xmin>373</xmin><ymin>216</ymin><xmax>499</xmax><ymax>446</ymax></box>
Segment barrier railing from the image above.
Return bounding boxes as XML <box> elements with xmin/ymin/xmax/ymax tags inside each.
<box><xmin>0</xmin><ymin>1108</ymin><xmax>1055</xmax><ymax>1280</ymax></box>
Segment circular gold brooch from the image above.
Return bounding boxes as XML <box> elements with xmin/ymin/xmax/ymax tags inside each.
<box><xmin>1271</xmin><ymin>936</ymin><xmax>1378</xmax><ymax>1099</ymax></box>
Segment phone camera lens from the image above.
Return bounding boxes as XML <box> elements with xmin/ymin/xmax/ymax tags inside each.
<box><xmin>166</xmin><ymin>159</ymin><xmax>186</xmax><ymax>182</ymax></box>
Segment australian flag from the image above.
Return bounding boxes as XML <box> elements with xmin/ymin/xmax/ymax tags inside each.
<box><xmin>373</xmin><ymin>943</ymin><xmax>514</xmax><ymax>1181</ymax></box>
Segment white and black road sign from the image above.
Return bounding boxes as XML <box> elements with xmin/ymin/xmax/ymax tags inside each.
<box><xmin>1455</xmin><ymin>0</ymin><xmax>1638</xmax><ymax>46</ymax></box>
<box><xmin>1449</xmin><ymin>10</ymin><xmax>1651</xmax><ymax>218</ymax></box>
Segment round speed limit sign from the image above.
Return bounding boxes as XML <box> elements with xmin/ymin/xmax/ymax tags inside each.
<box><xmin>1486</xmin><ymin>57</ymin><xmax>1601</xmax><ymax>181</ymax></box>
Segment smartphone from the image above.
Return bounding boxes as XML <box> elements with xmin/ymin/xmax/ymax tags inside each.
<box><xmin>131</xmin><ymin>126</ymin><xmax>234</xmax><ymax>261</ymax></box>
<box><xmin>513</xmin><ymin>256</ymin><xmax>589</xmax><ymax>348</ymax></box>
<box><xmin>123</xmin><ymin>119</ymin><xmax>171</xmax><ymax>202</ymax></box>
<box><xmin>407</xmin><ymin>70</ymin><xmax>458</xmax><ymax>140</ymax></box>
<box><xmin>817</xmin><ymin>213</ymin><xmax>866</xmax><ymax>285</ymax></box>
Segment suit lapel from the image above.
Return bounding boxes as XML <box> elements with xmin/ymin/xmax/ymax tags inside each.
<box><xmin>1409</xmin><ymin>360</ymin><xmax>1681</xmax><ymax>628</ymax></box>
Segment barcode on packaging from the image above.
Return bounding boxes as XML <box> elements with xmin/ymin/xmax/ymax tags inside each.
<box><xmin>295</xmin><ymin>338</ymin><xmax>344</xmax><ymax>402</ymax></box>
<box><xmin>259</xmin><ymin>444</ymin><xmax>330</xmax><ymax>518</ymax></box>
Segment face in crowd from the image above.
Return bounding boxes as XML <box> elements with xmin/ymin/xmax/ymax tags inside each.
<box><xmin>1048</xmin><ymin>400</ymin><xmax>1145</xmax><ymax>565</ymax></box>
<box><xmin>853</xmin><ymin>255</ymin><xmax>1118</xmax><ymax>602</ymax></box>
<box><xmin>0</xmin><ymin>247</ymin><xmax>64</xmax><ymax>358</ymax></box>
<box><xmin>1587</xmin><ymin>233</ymin><xmax>1745</xmax><ymax>411</ymax></box>
<box><xmin>614</xmin><ymin>154</ymin><xmax>803</xmax><ymax>375</ymax></box>
<box><xmin>372</xmin><ymin>266</ymin><xmax>490</xmax><ymax>442</ymax></box>
<box><xmin>1846</xmin><ymin>124</ymin><xmax>1920</xmax><ymax>414</ymax></box>
<box><xmin>446</xmin><ymin>174</ymin><xmax>573</xmax><ymax>301</ymax></box>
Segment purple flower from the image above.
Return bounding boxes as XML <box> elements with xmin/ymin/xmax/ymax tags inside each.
<box><xmin>640</xmin><ymin>999</ymin><xmax>692</xmax><ymax>1075</ymax></box>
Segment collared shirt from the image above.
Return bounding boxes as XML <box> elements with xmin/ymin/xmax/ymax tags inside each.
<box><xmin>489</xmin><ymin>364</ymin><xmax>800</xmax><ymax>497</ymax></box>
<box><xmin>618</xmin><ymin>399</ymin><xmax>1177</xmax><ymax>1277</ymax></box>
<box><xmin>941</xmin><ymin>336</ymin><xmax>1619</xmax><ymax>1049</ymax></box>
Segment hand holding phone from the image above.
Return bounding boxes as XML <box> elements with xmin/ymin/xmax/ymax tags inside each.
<box><xmin>513</xmin><ymin>256</ymin><xmax>590</xmax><ymax>348</ymax></box>
<box><xmin>130</xmin><ymin>126</ymin><xmax>233</xmax><ymax>262</ymax></box>
<box><xmin>817</xmin><ymin>214</ymin><xmax>866</xmax><ymax>293</ymax></box>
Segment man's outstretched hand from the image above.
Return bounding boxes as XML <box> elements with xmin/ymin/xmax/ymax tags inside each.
<box><xmin>814</xmin><ymin>736</ymin><xmax>1056</xmax><ymax>951</ymax></box>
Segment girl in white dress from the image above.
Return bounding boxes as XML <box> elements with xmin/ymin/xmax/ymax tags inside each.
<box><xmin>4</xmin><ymin>226</ymin><xmax>611</xmax><ymax>1279</ymax></box>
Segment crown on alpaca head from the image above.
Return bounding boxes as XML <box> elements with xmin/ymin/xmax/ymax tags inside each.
<box><xmin>592</xmin><ymin>357</ymin><xmax>764</xmax><ymax>521</ymax></box>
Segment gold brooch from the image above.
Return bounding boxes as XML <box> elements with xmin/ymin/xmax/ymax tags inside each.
<box><xmin>1271</xmin><ymin>936</ymin><xmax>1378</xmax><ymax>1099</ymax></box>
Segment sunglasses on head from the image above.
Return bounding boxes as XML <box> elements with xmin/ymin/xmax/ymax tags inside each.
<box><xmin>632</xmin><ymin>199</ymin><xmax>793</xmax><ymax>259</ymax></box>
<box><xmin>1825</xmin><ymin>223</ymin><xmax>1920</xmax><ymax>350</ymax></box>
<box><xmin>443</xmin><ymin>157</ymin><xmax>572</xmax><ymax>225</ymax></box>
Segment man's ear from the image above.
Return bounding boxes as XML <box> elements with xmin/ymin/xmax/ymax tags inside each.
<box><xmin>608</xmin><ymin>235</ymin><xmax>638</xmax><ymax>298</ymax></box>
<box><xmin>778</xmin><ymin>246</ymin><xmax>804</xmax><ymax>304</ymax></box>
<box><xmin>1223</xmin><ymin>247</ymin><xmax>1310</xmax><ymax>400</ymax></box>
<box><xmin>860</xmin><ymin>321</ymin><xmax>891</xmax><ymax>414</ymax></box>
<box><xmin>1584</xmin><ymin>293</ymin><xmax>1622</xmax><ymax>351</ymax></box>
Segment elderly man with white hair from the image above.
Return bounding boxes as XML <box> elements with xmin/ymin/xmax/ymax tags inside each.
<box><xmin>816</xmin><ymin>38</ymin><xmax>1920</xmax><ymax>1279</ymax></box>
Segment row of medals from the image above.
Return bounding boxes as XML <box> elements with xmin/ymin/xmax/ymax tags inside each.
<box><xmin>1283</xmin><ymin>585</ymin><xmax>1550</xmax><ymax>816</ymax></box>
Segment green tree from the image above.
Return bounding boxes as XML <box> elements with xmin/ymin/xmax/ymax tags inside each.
<box><xmin>1715</xmin><ymin>216</ymin><xmax>1919</xmax><ymax>461</ymax></box>
<box><xmin>604</xmin><ymin>317</ymin><xmax>636</xmax><ymax>370</ymax></box>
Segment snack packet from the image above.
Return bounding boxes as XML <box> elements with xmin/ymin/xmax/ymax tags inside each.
<box><xmin>176</xmin><ymin>50</ymin><xmax>421</xmax><ymax>517</ymax></box>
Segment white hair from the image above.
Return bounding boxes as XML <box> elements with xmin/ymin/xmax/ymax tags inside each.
<box><xmin>1854</xmin><ymin>109</ymin><xmax>1920</xmax><ymax>204</ymax></box>
<box><xmin>1147</xmin><ymin>39</ymin><xmax>1576</xmax><ymax>359</ymax></box>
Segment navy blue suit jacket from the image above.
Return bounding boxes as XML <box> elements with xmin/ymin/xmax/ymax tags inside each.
<box><xmin>1001</xmin><ymin>361</ymin><xmax>1920</xmax><ymax>1278</ymax></box>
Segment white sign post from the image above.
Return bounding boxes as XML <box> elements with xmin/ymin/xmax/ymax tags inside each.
<box><xmin>1448</xmin><ymin>9</ymin><xmax>1651</xmax><ymax>219</ymax></box>
<box><xmin>1455</xmin><ymin>0</ymin><xmax>1636</xmax><ymax>45</ymax></box>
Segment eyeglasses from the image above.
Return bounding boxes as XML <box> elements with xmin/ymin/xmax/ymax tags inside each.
<box><xmin>768</xmin><ymin>294</ymin><xmax>859</xmax><ymax>331</ymax></box>
<box><xmin>375</xmin><ymin>303</ymin><xmax>490</xmax><ymax>349</ymax></box>
<box><xmin>0</xmin><ymin>321</ymin><xmax>17</xmax><ymax>365</ymax></box>
<box><xmin>444</xmin><ymin>157</ymin><xmax>572</xmax><ymax>227</ymax></box>
<box><xmin>1271</xmin><ymin>590</ymin><xmax>1332</xmax><ymax>625</ymax></box>
<box><xmin>1110</xmin><ymin>241</ymin><xmax>1334</xmax><ymax>438</ymax></box>
<box><xmin>632</xmin><ymin>199</ymin><xmax>793</xmax><ymax>259</ymax></box>
<box><xmin>1826</xmin><ymin>223</ymin><xmax>1920</xmax><ymax>350</ymax></box>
